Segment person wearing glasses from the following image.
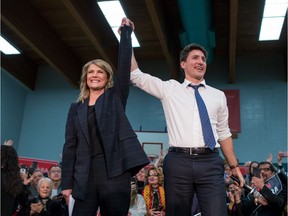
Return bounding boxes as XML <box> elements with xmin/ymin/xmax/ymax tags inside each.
<box><xmin>240</xmin><ymin>161</ymin><xmax>287</xmax><ymax>216</ymax></box>
<box><xmin>143</xmin><ymin>167</ymin><xmax>166</xmax><ymax>216</ymax></box>
<box><xmin>47</xmin><ymin>165</ymin><xmax>62</xmax><ymax>198</ymax></box>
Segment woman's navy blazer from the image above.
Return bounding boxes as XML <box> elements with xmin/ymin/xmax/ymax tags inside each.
<box><xmin>61</xmin><ymin>26</ymin><xmax>149</xmax><ymax>201</ymax></box>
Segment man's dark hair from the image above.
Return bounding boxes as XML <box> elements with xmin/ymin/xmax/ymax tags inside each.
<box><xmin>179</xmin><ymin>43</ymin><xmax>208</xmax><ymax>62</ymax></box>
<box><xmin>48</xmin><ymin>164</ymin><xmax>61</xmax><ymax>172</ymax></box>
<box><xmin>259</xmin><ymin>161</ymin><xmax>276</xmax><ymax>173</ymax></box>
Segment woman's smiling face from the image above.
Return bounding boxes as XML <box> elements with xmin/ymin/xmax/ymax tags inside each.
<box><xmin>147</xmin><ymin>169</ymin><xmax>159</xmax><ymax>186</ymax></box>
<box><xmin>86</xmin><ymin>64</ymin><xmax>108</xmax><ymax>91</ymax></box>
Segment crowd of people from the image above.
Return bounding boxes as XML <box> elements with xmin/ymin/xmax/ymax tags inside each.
<box><xmin>131</xmin><ymin>150</ymin><xmax>288</xmax><ymax>216</ymax></box>
<box><xmin>1</xmin><ymin>140</ymin><xmax>67</xmax><ymax>216</ymax></box>
<box><xmin>2</xmin><ymin>138</ymin><xmax>286</xmax><ymax>216</ymax></box>
<box><xmin>224</xmin><ymin>152</ymin><xmax>287</xmax><ymax>216</ymax></box>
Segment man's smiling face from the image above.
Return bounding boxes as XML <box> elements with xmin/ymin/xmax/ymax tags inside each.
<box><xmin>181</xmin><ymin>49</ymin><xmax>207</xmax><ymax>83</ymax></box>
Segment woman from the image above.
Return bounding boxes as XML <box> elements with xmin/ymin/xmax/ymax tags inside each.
<box><xmin>143</xmin><ymin>167</ymin><xmax>166</xmax><ymax>216</ymax></box>
<box><xmin>1</xmin><ymin>142</ymin><xmax>23</xmax><ymax>216</ymax></box>
<box><xmin>128</xmin><ymin>177</ymin><xmax>146</xmax><ymax>216</ymax></box>
<box><xmin>136</xmin><ymin>168</ymin><xmax>147</xmax><ymax>194</ymax></box>
<box><xmin>26</xmin><ymin>178</ymin><xmax>65</xmax><ymax>216</ymax></box>
<box><xmin>246</xmin><ymin>161</ymin><xmax>259</xmax><ymax>186</ymax></box>
<box><xmin>61</xmin><ymin>18</ymin><xmax>149</xmax><ymax>216</ymax></box>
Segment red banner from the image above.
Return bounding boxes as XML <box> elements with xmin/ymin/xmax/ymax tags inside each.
<box><xmin>18</xmin><ymin>156</ymin><xmax>59</xmax><ymax>174</ymax></box>
<box><xmin>223</xmin><ymin>90</ymin><xmax>241</xmax><ymax>133</ymax></box>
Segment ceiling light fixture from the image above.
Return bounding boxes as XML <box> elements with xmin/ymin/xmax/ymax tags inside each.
<box><xmin>259</xmin><ymin>0</ymin><xmax>288</xmax><ymax>41</ymax></box>
<box><xmin>0</xmin><ymin>36</ymin><xmax>20</xmax><ymax>55</ymax></box>
<box><xmin>97</xmin><ymin>0</ymin><xmax>140</xmax><ymax>47</ymax></box>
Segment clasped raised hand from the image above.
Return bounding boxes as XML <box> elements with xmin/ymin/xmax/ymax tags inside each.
<box><xmin>118</xmin><ymin>17</ymin><xmax>135</xmax><ymax>35</ymax></box>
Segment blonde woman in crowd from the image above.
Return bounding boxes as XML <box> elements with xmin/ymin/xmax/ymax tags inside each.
<box><xmin>143</xmin><ymin>167</ymin><xmax>166</xmax><ymax>216</ymax></box>
<box><xmin>128</xmin><ymin>177</ymin><xmax>146</xmax><ymax>216</ymax></box>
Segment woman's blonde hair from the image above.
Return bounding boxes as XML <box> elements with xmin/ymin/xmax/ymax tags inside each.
<box><xmin>146</xmin><ymin>166</ymin><xmax>164</xmax><ymax>186</ymax></box>
<box><xmin>130</xmin><ymin>184</ymin><xmax>138</xmax><ymax>207</ymax></box>
<box><xmin>77</xmin><ymin>59</ymin><xmax>114</xmax><ymax>103</ymax></box>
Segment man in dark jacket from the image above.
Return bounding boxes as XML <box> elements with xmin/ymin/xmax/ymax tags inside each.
<box><xmin>241</xmin><ymin>161</ymin><xmax>287</xmax><ymax>216</ymax></box>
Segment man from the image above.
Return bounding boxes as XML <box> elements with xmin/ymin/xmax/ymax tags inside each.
<box><xmin>241</xmin><ymin>161</ymin><xmax>287</xmax><ymax>215</ymax></box>
<box><xmin>130</xmin><ymin>33</ymin><xmax>244</xmax><ymax>215</ymax></box>
<box><xmin>48</xmin><ymin>165</ymin><xmax>62</xmax><ymax>198</ymax></box>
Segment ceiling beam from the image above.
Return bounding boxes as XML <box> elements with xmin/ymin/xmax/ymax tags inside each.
<box><xmin>1</xmin><ymin>54</ymin><xmax>37</xmax><ymax>90</ymax></box>
<box><xmin>145</xmin><ymin>0</ymin><xmax>180</xmax><ymax>80</ymax></box>
<box><xmin>1</xmin><ymin>0</ymin><xmax>81</xmax><ymax>88</ymax></box>
<box><xmin>62</xmin><ymin>0</ymin><xmax>118</xmax><ymax>72</ymax></box>
<box><xmin>229</xmin><ymin>0</ymin><xmax>238</xmax><ymax>84</ymax></box>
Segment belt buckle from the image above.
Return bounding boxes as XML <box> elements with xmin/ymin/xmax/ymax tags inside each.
<box><xmin>189</xmin><ymin>148</ymin><xmax>198</xmax><ymax>155</ymax></box>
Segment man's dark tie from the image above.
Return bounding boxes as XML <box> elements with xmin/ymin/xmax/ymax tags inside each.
<box><xmin>190</xmin><ymin>84</ymin><xmax>216</xmax><ymax>149</ymax></box>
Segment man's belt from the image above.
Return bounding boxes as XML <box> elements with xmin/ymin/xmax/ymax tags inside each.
<box><xmin>168</xmin><ymin>147</ymin><xmax>218</xmax><ymax>155</ymax></box>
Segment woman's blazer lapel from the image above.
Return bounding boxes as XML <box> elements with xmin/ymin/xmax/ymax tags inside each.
<box><xmin>77</xmin><ymin>99</ymin><xmax>90</xmax><ymax>145</ymax></box>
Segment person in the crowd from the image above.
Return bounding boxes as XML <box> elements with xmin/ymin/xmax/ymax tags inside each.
<box><xmin>128</xmin><ymin>177</ymin><xmax>147</xmax><ymax>216</ymax></box>
<box><xmin>241</xmin><ymin>161</ymin><xmax>251</xmax><ymax>180</ymax></box>
<box><xmin>27</xmin><ymin>169</ymin><xmax>44</xmax><ymax>200</ymax></box>
<box><xmin>136</xmin><ymin>168</ymin><xmax>147</xmax><ymax>194</ymax></box>
<box><xmin>224</xmin><ymin>163</ymin><xmax>233</xmax><ymax>184</ymax></box>
<box><xmin>240</xmin><ymin>161</ymin><xmax>287</xmax><ymax>216</ymax></box>
<box><xmin>226</xmin><ymin>182</ymin><xmax>245</xmax><ymax>216</ymax></box>
<box><xmin>276</xmin><ymin>151</ymin><xmax>287</xmax><ymax>174</ymax></box>
<box><xmin>246</xmin><ymin>161</ymin><xmax>259</xmax><ymax>186</ymax></box>
<box><xmin>47</xmin><ymin>165</ymin><xmax>62</xmax><ymax>198</ymax></box>
<box><xmin>129</xmin><ymin>18</ymin><xmax>244</xmax><ymax>216</ymax></box>
<box><xmin>1</xmin><ymin>141</ymin><xmax>23</xmax><ymax>216</ymax></box>
<box><xmin>26</xmin><ymin>177</ymin><xmax>66</xmax><ymax>216</ymax></box>
<box><xmin>14</xmin><ymin>169</ymin><xmax>45</xmax><ymax>216</ymax></box>
<box><xmin>143</xmin><ymin>167</ymin><xmax>166</xmax><ymax>216</ymax></box>
<box><xmin>60</xmin><ymin>18</ymin><xmax>149</xmax><ymax>216</ymax></box>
